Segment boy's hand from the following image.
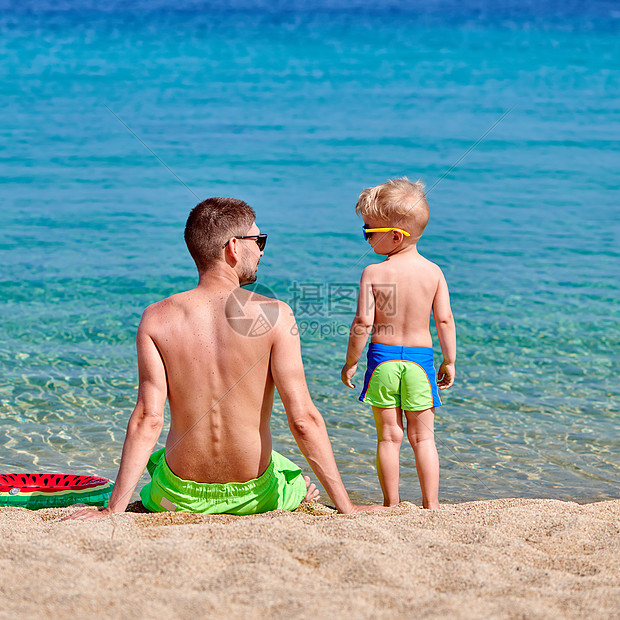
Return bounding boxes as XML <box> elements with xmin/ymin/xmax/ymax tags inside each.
<box><xmin>341</xmin><ymin>363</ymin><xmax>357</xmax><ymax>389</ymax></box>
<box><xmin>437</xmin><ymin>361</ymin><xmax>455</xmax><ymax>389</ymax></box>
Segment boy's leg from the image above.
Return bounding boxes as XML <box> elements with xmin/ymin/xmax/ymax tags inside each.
<box><xmin>372</xmin><ymin>406</ymin><xmax>404</xmax><ymax>507</ymax></box>
<box><xmin>404</xmin><ymin>408</ymin><xmax>439</xmax><ymax>510</ymax></box>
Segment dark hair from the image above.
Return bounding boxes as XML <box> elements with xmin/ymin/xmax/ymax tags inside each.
<box><xmin>184</xmin><ymin>197</ymin><xmax>256</xmax><ymax>271</ymax></box>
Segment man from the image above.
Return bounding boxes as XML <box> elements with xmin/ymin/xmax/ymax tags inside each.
<box><xmin>68</xmin><ymin>197</ymin><xmax>384</xmax><ymax>518</ymax></box>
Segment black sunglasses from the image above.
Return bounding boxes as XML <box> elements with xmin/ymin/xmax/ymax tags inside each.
<box><xmin>223</xmin><ymin>234</ymin><xmax>268</xmax><ymax>252</ymax></box>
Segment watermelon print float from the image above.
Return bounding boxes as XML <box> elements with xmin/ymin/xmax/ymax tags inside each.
<box><xmin>0</xmin><ymin>473</ymin><xmax>114</xmax><ymax>509</ymax></box>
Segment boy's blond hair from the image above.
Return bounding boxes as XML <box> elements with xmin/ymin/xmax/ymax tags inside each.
<box><xmin>355</xmin><ymin>177</ymin><xmax>429</xmax><ymax>240</ymax></box>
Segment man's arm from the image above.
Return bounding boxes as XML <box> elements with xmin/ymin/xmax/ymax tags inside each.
<box><xmin>341</xmin><ymin>268</ymin><xmax>375</xmax><ymax>389</ymax></box>
<box><xmin>64</xmin><ymin>310</ymin><xmax>167</xmax><ymax>519</ymax></box>
<box><xmin>433</xmin><ymin>269</ymin><xmax>456</xmax><ymax>389</ymax></box>
<box><xmin>271</xmin><ymin>302</ymin><xmax>383</xmax><ymax>514</ymax></box>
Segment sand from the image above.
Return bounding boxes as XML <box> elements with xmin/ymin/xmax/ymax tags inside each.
<box><xmin>0</xmin><ymin>498</ymin><xmax>618</xmax><ymax>619</ymax></box>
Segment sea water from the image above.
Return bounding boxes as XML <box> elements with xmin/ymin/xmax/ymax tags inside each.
<box><xmin>1</xmin><ymin>1</ymin><xmax>618</xmax><ymax>504</ymax></box>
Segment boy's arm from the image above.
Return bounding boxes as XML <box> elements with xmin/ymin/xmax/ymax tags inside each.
<box><xmin>341</xmin><ymin>268</ymin><xmax>375</xmax><ymax>389</ymax></box>
<box><xmin>433</xmin><ymin>269</ymin><xmax>456</xmax><ymax>389</ymax></box>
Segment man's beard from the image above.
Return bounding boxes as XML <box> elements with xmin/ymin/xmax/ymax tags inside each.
<box><xmin>239</xmin><ymin>257</ymin><xmax>258</xmax><ymax>286</ymax></box>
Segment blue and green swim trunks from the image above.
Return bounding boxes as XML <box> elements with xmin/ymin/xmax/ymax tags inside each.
<box><xmin>140</xmin><ymin>448</ymin><xmax>307</xmax><ymax>515</ymax></box>
<box><xmin>359</xmin><ymin>343</ymin><xmax>442</xmax><ymax>411</ymax></box>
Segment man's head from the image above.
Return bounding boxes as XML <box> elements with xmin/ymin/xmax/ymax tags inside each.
<box><xmin>185</xmin><ymin>197</ymin><xmax>262</xmax><ymax>283</ymax></box>
<box><xmin>355</xmin><ymin>177</ymin><xmax>430</xmax><ymax>245</ymax></box>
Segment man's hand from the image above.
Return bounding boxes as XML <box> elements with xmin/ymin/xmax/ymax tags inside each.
<box><xmin>341</xmin><ymin>363</ymin><xmax>358</xmax><ymax>389</ymax></box>
<box><xmin>437</xmin><ymin>361</ymin><xmax>455</xmax><ymax>390</ymax></box>
<box><xmin>60</xmin><ymin>506</ymin><xmax>114</xmax><ymax>521</ymax></box>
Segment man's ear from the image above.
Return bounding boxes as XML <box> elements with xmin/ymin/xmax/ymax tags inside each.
<box><xmin>223</xmin><ymin>237</ymin><xmax>240</xmax><ymax>266</ymax></box>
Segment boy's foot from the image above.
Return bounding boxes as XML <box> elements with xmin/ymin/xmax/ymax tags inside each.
<box><xmin>302</xmin><ymin>475</ymin><xmax>320</xmax><ymax>503</ymax></box>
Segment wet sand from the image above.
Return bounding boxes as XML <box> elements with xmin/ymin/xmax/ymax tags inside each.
<box><xmin>1</xmin><ymin>498</ymin><xmax>619</xmax><ymax>619</ymax></box>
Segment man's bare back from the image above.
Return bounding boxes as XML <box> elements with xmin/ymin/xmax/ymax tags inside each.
<box><xmin>143</xmin><ymin>283</ymin><xmax>280</xmax><ymax>484</ymax></box>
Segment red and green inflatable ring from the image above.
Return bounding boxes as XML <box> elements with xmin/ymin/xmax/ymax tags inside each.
<box><xmin>0</xmin><ymin>473</ymin><xmax>114</xmax><ymax>509</ymax></box>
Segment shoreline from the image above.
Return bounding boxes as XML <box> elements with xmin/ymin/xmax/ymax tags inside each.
<box><xmin>1</xmin><ymin>497</ymin><xmax>619</xmax><ymax>618</ymax></box>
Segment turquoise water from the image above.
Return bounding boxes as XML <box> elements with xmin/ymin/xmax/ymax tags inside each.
<box><xmin>1</xmin><ymin>2</ymin><xmax>618</xmax><ymax>504</ymax></box>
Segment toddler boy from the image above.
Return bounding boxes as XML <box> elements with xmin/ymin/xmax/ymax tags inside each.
<box><xmin>341</xmin><ymin>178</ymin><xmax>456</xmax><ymax>509</ymax></box>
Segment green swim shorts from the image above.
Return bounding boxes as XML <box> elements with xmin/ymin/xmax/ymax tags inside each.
<box><xmin>360</xmin><ymin>343</ymin><xmax>442</xmax><ymax>411</ymax></box>
<box><xmin>139</xmin><ymin>448</ymin><xmax>307</xmax><ymax>515</ymax></box>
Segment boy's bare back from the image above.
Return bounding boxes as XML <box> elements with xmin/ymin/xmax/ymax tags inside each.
<box><xmin>360</xmin><ymin>249</ymin><xmax>451</xmax><ymax>349</ymax></box>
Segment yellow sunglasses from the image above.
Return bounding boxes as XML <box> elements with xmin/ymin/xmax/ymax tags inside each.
<box><xmin>362</xmin><ymin>227</ymin><xmax>410</xmax><ymax>241</ymax></box>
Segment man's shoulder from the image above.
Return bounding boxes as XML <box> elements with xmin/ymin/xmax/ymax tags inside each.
<box><xmin>229</xmin><ymin>286</ymin><xmax>281</xmax><ymax>306</ymax></box>
<box><xmin>226</xmin><ymin>287</ymin><xmax>285</xmax><ymax>321</ymax></box>
<box><xmin>145</xmin><ymin>292</ymin><xmax>182</xmax><ymax>312</ymax></box>
<box><xmin>140</xmin><ymin>292</ymin><xmax>187</xmax><ymax>325</ymax></box>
